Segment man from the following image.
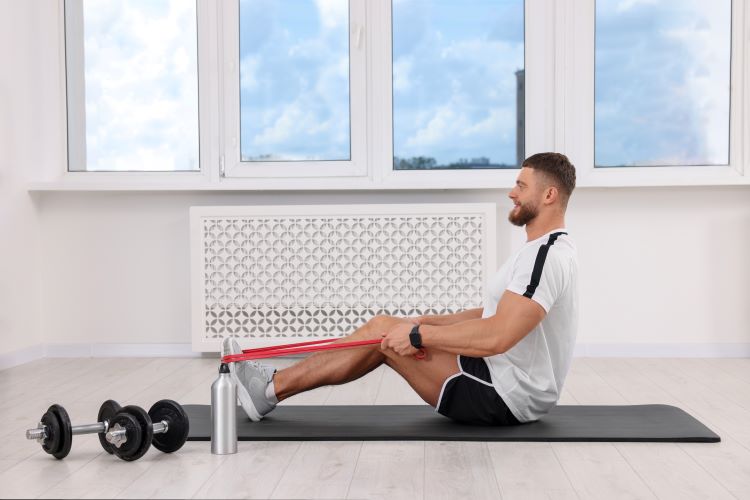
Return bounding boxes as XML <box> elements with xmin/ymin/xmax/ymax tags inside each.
<box><xmin>223</xmin><ymin>152</ymin><xmax>578</xmax><ymax>425</ymax></box>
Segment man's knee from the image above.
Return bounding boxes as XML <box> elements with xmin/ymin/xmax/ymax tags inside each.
<box><xmin>362</xmin><ymin>315</ymin><xmax>389</xmax><ymax>339</ymax></box>
<box><xmin>362</xmin><ymin>314</ymin><xmax>409</xmax><ymax>340</ymax></box>
<box><xmin>368</xmin><ymin>314</ymin><xmax>408</xmax><ymax>330</ymax></box>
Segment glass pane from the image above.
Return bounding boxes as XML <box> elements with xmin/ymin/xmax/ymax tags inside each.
<box><xmin>73</xmin><ymin>0</ymin><xmax>199</xmax><ymax>171</ymax></box>
<box><xmin>392</xmin><ymin>0</ymin><xmax>524</xmax><ymax>170</ymax></box>
<box><xmin>595</xmin><ymin>0</ymin><xmax>731</xmax><ymax>167</ymax></box>
<box><xmin>239</xmin><ymin>0</ymin><xmax>350</xmax><ymax>162</ymax></box>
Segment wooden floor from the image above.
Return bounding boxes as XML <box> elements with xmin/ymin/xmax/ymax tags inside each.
<box><xmin>1</xmin><ymin>356</ymin><xmax>749</xmax><ymax>499</ymax></box>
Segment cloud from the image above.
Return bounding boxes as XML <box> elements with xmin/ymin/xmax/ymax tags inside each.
<box><xmin>393</xmin><ymin>1</ymin><xmax>524</xmax><ymax>165</ymax></box>
<box><xmin>240</xmin><ymin>56</ymin><xmax>260</xmax><ymax>91</ymax></box>
<box><xmin>239</xmin><ymin>0</ymin><xmax>351</xmax><ymax>160</ymax></box>
<box><xmin>392</xmin><ymin>58</ymin><xmax>413</xmax><ymax>92</ymax></box>
<box><xmin>615</xmin><ymin>0</ymin><xmax>658</xmax><ymax>13</ymax></box>
<box><xmin>595</xmin><ymin>0</ymin><xmax>731</xmax><ymax>166</ymax></box>
<box><xmin>314</xmin><ymin>0</ymin><xmax>348</xmax><ymax>29</ymax></box>
<box><xmin>80</xmin><ymin>0</ymin><xmax>199</xmax><ymax>171</ymax></box>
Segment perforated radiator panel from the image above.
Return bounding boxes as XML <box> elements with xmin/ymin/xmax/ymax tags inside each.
<box><xmin>190</xmin><ymin>204</ymin><xmax>496</xmax><ymax>351</ymax></box>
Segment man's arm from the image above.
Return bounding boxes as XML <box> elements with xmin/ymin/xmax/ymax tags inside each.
<box><xmin>418</xmin><ymin>291</ymin><xmax>546</xmax><ymax>357</ymax></box>
<box><xmin>417</xmin><ymin>308</ymin><xmax>483</xmax><ymax>326</ymax></box>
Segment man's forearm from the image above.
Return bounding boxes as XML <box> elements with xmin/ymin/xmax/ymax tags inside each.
<box><xmin>419</xmin><ymin>308</ymin><xmax>483</xmax><ymax>326</ymax></box>
<box><xmin>419</xmin><ymin>318</ymin><xmax>503</xmax><ymax>358</ymax></box>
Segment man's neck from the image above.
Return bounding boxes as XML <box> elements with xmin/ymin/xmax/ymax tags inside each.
<box><xmin>524</xmin><ymin>215</ymin><xmax>566</xmax><ymax>242</ymax></box>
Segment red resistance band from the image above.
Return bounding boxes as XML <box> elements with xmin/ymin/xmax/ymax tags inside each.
<box><xmin>221</xmin><ymin>338</ymin><xmax>426</xmax><ymax>364</ymax></box>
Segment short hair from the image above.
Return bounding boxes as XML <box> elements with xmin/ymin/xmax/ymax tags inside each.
<box><xmin>521</xmin><ymin>152</ymin><xmax>576</xmax><ymax>203</ymax></box>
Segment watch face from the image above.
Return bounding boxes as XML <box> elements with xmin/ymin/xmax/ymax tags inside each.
<box><xmin>410</xmin><ymin>330</ymin><xmax>422</xmax><ymax>348</ymax></box>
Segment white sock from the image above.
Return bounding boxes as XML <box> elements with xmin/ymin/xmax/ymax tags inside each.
<box><xmin>265</xmin><ymin>377</ymin><xmax>278</xmax><ymax>405</ymax></box>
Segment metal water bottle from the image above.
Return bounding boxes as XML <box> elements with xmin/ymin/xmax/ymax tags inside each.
<box><xmin>211</xmin><ymin>363</ymin><xmax>237</xmax><ymax>455</ymax></box>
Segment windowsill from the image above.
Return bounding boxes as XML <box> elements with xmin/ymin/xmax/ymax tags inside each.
<box><xmin>26</xmin><ymin>164</ymin><xmax>750</xmax><ymax>192</ymax></box>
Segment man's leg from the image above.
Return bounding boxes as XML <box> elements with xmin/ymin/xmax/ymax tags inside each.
<box><xmin>381</xmin><ymin>344</ymin><xmax>460</xmax><ymax>407</ymax></box>
<box><xmin>273</xmin><ymin>315</ymin><xmax>460</xmax><ymax>407</ymax></box>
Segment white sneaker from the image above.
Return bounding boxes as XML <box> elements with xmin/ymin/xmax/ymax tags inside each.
<box><xmin>220</xmin><ymin>337</ymin><xmax>277</xmax><ymax>421</ymax></box>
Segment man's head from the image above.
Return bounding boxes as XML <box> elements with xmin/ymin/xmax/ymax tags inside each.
<box><xmin>508</xmin><ymin>152</ymin><xmax>576</xmax><ymax>227</ymax></box>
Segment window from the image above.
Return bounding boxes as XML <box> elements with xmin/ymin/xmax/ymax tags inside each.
<box><xmin>222</xmin><ymin>0</ymin><xmax>366</xmax><ymax>178</ymax></box>
<box><xmin>53</xmin><ymin>0</ymin><xmax>749</xmax><ymax>189</ymax></box>
<box><xmin>239</xmin><ymin>0</ymin><xmax>351</xmax><ymax>162</ymax></box>
<box><xmin>392</xmin><ymin>0</ymin><xmax>525</xmax><ymax>170</ymax></box>
<box><xmin>65</xmin><ymin>0</ymin><xmax>200</xmax><ymax>172</ymax></box>
<box><xmin>594</xmin><ymin>0</ymin><xmax>731</xmax><ymax>167</ymax></box>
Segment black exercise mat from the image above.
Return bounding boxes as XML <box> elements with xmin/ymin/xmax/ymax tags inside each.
<box><xmin>184</xmin><ymin>404</ymin><xmax>719</xmax><ymax>443</ymax></box>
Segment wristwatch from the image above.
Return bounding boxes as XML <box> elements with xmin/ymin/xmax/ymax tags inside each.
<box><xmin>409</xmin><ymin>325</ymin><xmax>423</xmax><ymax>349</ymax></box>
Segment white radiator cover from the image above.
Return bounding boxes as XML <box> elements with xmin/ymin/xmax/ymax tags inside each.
<box><xmin>190</xmin><ymin>204</ymin><xmax>496</xmax><ymax>351</ymax></box>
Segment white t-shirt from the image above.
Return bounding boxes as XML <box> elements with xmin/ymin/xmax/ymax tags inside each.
<box><xmin>482</xmin><ymin>228</ymin><xmax>578</xmax><ymax>422</ymax></box>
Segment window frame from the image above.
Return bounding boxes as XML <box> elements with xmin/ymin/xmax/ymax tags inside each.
<box><xmin>562</xmin><ymin>0</ymin><xmax>748</xmax><ymax>188</ymax></box>
<box><xmin>58</xmin><ymin>0</ymin><xmax>213</xmax><ymax>186</ymax></box>
<box><xmin>38</xmin><ymin>0</ymin><xmax>750</xmax><ymax>191</ymax></box>
<box><xmin>219</xmin><ymin>0</ymin><xmax>368</xmax><ymax>179</ymax></box>
<box><xmin>370</xmin><ymin>0</ymin><xmax>551</xmax><ymax>189</ymax></box>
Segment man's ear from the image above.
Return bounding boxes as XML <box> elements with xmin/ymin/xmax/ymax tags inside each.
<box><xmin>544</xmin><ymin>185</ymin><xmax>558</xmax><ymax>205</ymax></box>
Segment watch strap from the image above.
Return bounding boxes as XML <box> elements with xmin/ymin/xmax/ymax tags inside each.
<box><xmin>409</xmin><ymin>325</ymin><xmax>423</xmax><ymax>349</ymax></box>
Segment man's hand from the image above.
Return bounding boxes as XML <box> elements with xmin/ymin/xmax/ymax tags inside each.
<box><xmin>380</xmin><ymin>322</ymin><xmax>419</xmax><ymax>356</ymax></box>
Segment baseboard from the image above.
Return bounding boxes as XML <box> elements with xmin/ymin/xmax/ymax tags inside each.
<box><xmin>2</xmin><ymin>342</ymin><xmax>749</xmax><ymax>371</ymax></box>
<box><xmin>574</xmin><ymin>342</ymin><xmax>750</xmax><ymax>358</ymax></box>
<box><xmin>0</xmin><ymin>344</ymin><xmax>44</xmax><ymax>371</ymax></box>
<box><xmin>43</xmin><ymin>343</ymin><xmax>202</xmax><ymax>358</ymax></box>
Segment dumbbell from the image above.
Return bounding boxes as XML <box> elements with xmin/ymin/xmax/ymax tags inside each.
<box><xmin>25</xmin><ymin>400</ymin><xmax>122</xmax><ymax>460</ymax></box>
<box><xmin>26</xmin><ymin>399</ymin><xmax>189</xmax><ymax>461</ymax></box>
<box><xmin>105</xmin><ymin>400</ymin><xmax>190</xmax><ymax>461</ymax></box>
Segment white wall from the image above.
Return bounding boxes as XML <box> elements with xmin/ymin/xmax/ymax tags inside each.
<box><xmin>35</xmin><ymin>187</ymin><xmax>750</xmax><ymax>356</ymax></box>
<box><xmin>2</xmin><ymin>0</ymin><xmax>749</xmax><ymax>362</ymax></box>
<box><xmin>0</xmin><ymin>0</ymin><xmax>59</xmax><ymax>362</ymax></box>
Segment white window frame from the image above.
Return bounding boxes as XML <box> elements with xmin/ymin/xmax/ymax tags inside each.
<box><xmin>561</xmin><ymin>0</ymin><xmax>748</xmax><ymax>188</ymax></box>
<box><xmin>218</xmin><ymin>0</ymin><xmax>367</xmax><ymax>179</ymax></box>
<box><xmin>57</xmin><ymin>0</ymin><xmax>214</xmax><ymax>187</ymax></box>
<box><xmin>370</xmin><ymin>0</ymin><xmax>554</xmax><ymax>190</ymax></box>
<box><xmin>33</xmin><ymin>0</ymin><xmax>750</xmax><ymax>191</ymax></box>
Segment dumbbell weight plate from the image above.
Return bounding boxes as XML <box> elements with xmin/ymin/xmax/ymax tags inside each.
<box><xmin>97</xmin><ymin>400</ymin><xmax>122</xmax><ymax>455</ymax></box>
<box><xmin>148</xmin><ymin>399</ymin><xmax>189</xmax><ymax>453</ymax></box>
<box><xmin>40</xmin><ymin>409</ymin><xmax>61</xmax><ymax>458</ymax></box>
<box><xmin>114</xmin><ymin>405</ymin><xmax>153</xmax><ymax>462</ymax></box>
<box><xmin>48</xmin><ymin>404</ymin><xmax>72</xmax><ymax>460</ymax></box>
<box><xmin>109</xmin><ymin>411</ymin><xmax>144</xmax><ymax>461</ymax></box>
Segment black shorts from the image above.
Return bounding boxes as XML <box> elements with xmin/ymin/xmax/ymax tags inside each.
<box><xmin>436</xmin><ymin>355</ymin><xmax>521</xmax><ymax>426</ymax></box>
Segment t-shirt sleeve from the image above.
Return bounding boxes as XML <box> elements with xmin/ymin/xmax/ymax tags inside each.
<box><xmin>506</xmin><ymin>248</ymin><xmax>567</xmax><ymax>313</ymax></box>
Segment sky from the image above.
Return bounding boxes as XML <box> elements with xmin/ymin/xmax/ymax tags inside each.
<box><xmin>76</xmin><ymin>0</ymin><xmax>731</xmax><ymax>171</ymax></box>
<box><xmin>80</xmin><ymin>0</ymin><xmax>199</xmax><ymax>171</ymax></box>
<box><xmin>239</xmin><ymin>0</ymin><xmax>351</xmax><ymax>161</ymax></box>
<box><xmin>392</xmin><ymin>0</ymin><xmax>524</xmax><ymax>167</ymax></box>
<box><xmin>595</xmin><ymin>0</ymin><xmax>731</xmax><ymax>166</ymax></box>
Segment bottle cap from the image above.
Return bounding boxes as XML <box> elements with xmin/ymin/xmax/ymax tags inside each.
<box><xmin>219</xmin><ymin>363</ymin><xmax>230</xmax><ymax>374</ymax></box>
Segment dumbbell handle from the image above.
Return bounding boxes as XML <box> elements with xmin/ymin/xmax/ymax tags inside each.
<box><xmin>26</xmin><ymin>421</ymin><xmax>110</xmax><ymax>441</ymax></box>
<box><xmin>105</xmin><ymin>421</ymin><xmax>168</xmax><ymax>441</ymax></box>
<box><xmin>28</xmin><ymin>419</ymin><xmax>168</xmax><ymax>443</ymax></box>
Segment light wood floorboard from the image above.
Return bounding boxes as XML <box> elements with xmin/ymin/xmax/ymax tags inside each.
<box><xmin>192</xmin><ymin>441</ymin><xmax>299</xmax><ymax>499</ymax></box>
<box><xmin>424</xmin><ymin>441</ymin><xmax>503</xmax><ymax>500</ymax></box>
<box><xmin>0</xmin><ymin>357</ymin><xmax>746</xmax><ymax>500</ymax></box>
<box><xmin>488</xmin><ymin>442</ymin><xmax>578</xmax><ymax>499</ymax></box>
<box><xmin>346</xmin><ymin>441</ymin><xmax>425</xmax><ymax>500</ymax></box>
<box><xmin>269</xmin><ymin>441</ymin><xmax>363</xmax><ymax>499</ymax></box>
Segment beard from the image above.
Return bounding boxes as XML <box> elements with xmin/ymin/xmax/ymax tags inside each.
<box><xmin>508</xmin><ymin>201</ymin><xmax>539</xmax><ymax>226</ymax></box>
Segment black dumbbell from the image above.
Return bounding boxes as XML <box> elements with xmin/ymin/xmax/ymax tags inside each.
<box><xmin>25</xmin><ymin>400</ymin><xmax>122</xmax><ymax>460</ymax></box>
<box><xmin>105</xmin><ymin>400</ymin><xmax>190</xmax><ymax>461</ymax></box>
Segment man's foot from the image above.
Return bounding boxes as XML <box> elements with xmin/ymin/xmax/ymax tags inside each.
<box><xmin>221</xmin><ymin>337</ymin><xmax>242</xmax><ymax>375</ymax></box>
<box><xmin>221</xmin><ymin>337</ymin><xmax>277</xmax><ymax>421</ymax></box>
